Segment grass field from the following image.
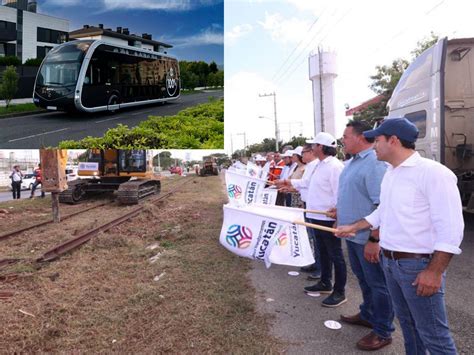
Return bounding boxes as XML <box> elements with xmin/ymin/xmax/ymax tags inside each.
<box><xmin>0</xmin><ymin>176</ymin><xmax>281</xmax><ymax>352</ymax></box>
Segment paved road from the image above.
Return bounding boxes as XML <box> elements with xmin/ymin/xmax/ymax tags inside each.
<box><xmin>250</xmin><ymin>213</ymin><xmax>474</xmax><ymax>354</ymax></box>
<box><xmin>0</xmin><ymin>90</ymin><xmax>223</xmax><ymax>148</ymax></box>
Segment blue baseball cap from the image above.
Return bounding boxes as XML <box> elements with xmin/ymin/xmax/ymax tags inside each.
<box><xmin>363</xmin><ymin>118</ymin><xmax>419</xmax><ymax>143</ymax></box>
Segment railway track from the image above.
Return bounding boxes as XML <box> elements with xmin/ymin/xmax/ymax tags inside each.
<box><xmin>0</xmin><ymin>176</ymin><xmax>188</xmax><ymax>243</ymax></box>
<box><xmin>0</xmin><ymin>177</ymin><xmax>193</xmax><ymax>275</ymax></box>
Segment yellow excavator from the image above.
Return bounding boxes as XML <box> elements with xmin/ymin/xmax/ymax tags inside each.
<box><xmin>59</xmin><ymin>149</ymin><xmax>160</xmax><ymax>204</ymax></box>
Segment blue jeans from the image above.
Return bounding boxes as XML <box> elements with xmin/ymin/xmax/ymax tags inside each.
<box><xmin>31</xmin><ymin>180</ymin><xmax>44</xmax><ymax>197</ymax></box>
<box><xmin>304</xmin><ymin>215</ymin><xmax>321</xmax><ymax>272</ymax></box>
<box><xmin>309</xmin><ymin>218</ymin><xmax>346</xmax><ymax>293</ymax></box>
<box><xmin>381</xmin><ymin>255</ymin><xmax>457</xmax><ymax>354</ymax></box>
<box><xmin>346</xmin><ymin>241</ymin><xmax>394</xmax><ymax>339</ymax></box>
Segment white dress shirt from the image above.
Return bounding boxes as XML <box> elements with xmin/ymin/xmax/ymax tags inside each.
<box><xmin>365</xmin><ymin>152</ymin><xmax>464</xmax><ymax>255</ymax></box>
<box><xmin>281</xmin><ymin>162</ymin><xmax>297</xmax><ymax>180</ymax></box>
<box><xmin>290</xmin><ymin>159</ymin><xmax>319</xmax><ymax>202</ymax></box>
<box><xmin>306</xmin><ymin>156</ymin><xmax>344</xmax><ymax>221</ymax></box>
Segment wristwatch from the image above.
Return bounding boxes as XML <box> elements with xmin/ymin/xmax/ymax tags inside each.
<box><xmin>368</xmin><ymin>236</ymin><xmax>379</xmax><ymax>243</ymax></box>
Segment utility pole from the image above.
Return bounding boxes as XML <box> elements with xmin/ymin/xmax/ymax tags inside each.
<box><xmin>230</xmin><ymin>134</ymin><xmax>234</xmax><ymax>157</ymax></box>
<box><xmin>258</xmin><ymin>92</ymin><xmax>279</xmax><ymax>151</ymax></box>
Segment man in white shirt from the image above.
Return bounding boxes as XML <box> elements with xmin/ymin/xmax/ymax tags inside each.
<box><xmin>298</xmin><ymin>132</ymin><xmax>347</xmax><ymax>307</ymax></box>
<box><xmin>275</xmin><ymin>144</ymin><xmax>321</xmax><ymax>278</ymax></box>
<box><xmin>279</xmin><ymin>150</ymin><xmax>296</xmax><ymax>206</ymax></box>
<box><xmin>336</xmin><ymin>118</ymin><xmax>463</xmax><ymax>354</ymax></box>
<box><xmin>10</xmin><ymin>165</ymin><xmax>23</xmax><ymax>200</ymax></box>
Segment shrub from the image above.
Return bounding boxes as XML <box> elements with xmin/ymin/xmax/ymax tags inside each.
<box><xmin>0</xmin><ymin>65</ymin><xmax>18</xmax><ymax>107</ymax></box>
<box><xmin>0</xmin><ymin>56</ymin><xmax>21</xmax><ymax>66</ymax></box>
<box><xmin>24</xmin><ymin>58</ymin><xmax>44</xmax><ymax>66</ymax></box>
<box><xmin>59</xmin><ymin>99</ymin><xmax>224</xmax><ymax>149</ymax></box>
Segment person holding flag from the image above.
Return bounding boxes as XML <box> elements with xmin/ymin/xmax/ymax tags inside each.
<box><xmin>301</xmin><ymin>132</ymin><xmax>347</xmax><ymax>307</ymax></box>
<box><xmin>275</xmin><ymin>143</ymin><xmax>321</xmax><ymax>279</ymax></box>
<box><xmin>334</xmin><ymin>120</ymin><xmax>394</xmax><ymax>351</ymax></box>
<box><xmin>336</xmin><ymin>118</ymin><xmax>463</xmax><ymax>354</ymax></box>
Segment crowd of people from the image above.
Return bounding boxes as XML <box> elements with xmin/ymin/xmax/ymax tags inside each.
<box><xmin>246</xmin><ymin>118</ymin><xmax>463</xmax><ymax>353</ymax></box>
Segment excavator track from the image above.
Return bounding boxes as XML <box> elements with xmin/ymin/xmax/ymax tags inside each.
<box><xmin>117</xmin><ymin>179</ymin><xmax>161</xmax><ymax>205</ymax></box>
<box><xmin>59</xmin><ymin>179</ymin><xmax>88</xmax><ymax>204</ymax></box>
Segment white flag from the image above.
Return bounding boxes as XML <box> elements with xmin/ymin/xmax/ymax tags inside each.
<box><xmin>242</xmin><ymin>204</ymin><xmax>315</xmax><ymax>267</ymax></box>
<box><xmin>246</xmin><ymin>161</ymin><xmax>261</xmax><ymax>178</ymax></box>
<box><xmin>225</xmin><ymin>170</ymin><xmax>277</xmax><ymax>206</ymax></box>
<box><xmin>220</xmin><ymin>204</ymin><xmax>315</xmax><ymax>268</ymax></box>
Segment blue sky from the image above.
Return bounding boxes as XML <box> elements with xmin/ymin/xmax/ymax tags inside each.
<box><xmin>38</xmin><ymin>0</ymin><xmax>223</xmax><ymax>64</ymax></box>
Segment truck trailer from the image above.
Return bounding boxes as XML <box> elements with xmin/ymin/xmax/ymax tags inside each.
<box><xmin>387</xmin><ymin>37</ymin><xmax>474</xmax><ymax>210</ymax></box>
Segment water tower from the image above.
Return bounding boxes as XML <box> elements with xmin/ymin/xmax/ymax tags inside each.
<box><xmin>308</xmin><ymin>48</ymin><xmax>337</xmax><ymax>137</ymax></box>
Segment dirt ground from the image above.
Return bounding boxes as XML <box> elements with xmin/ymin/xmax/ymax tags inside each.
<box><xmin>0</xmin><ymin>175</ymin><xmax>280</xmax><ymax>353</ymax></box>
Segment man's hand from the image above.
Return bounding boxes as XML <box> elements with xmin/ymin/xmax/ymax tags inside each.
<box><xmin>412</xmin><ymin>269</ymin><xmax>442</xmax><ymax>297</ymax></box>
<box><xmin>364</xmin><ymin>242</ymin><xmax>380</xmax><ymax>263</ymax></box>
<box><xmin>335</xmin><ymin>224</ymin><xmax>357</xmax><ymax>237</ymax></box>
<box><xmin>273</xmin><ymin>179</ymin><xmax>289</xmax><ymax>188</ymax></box>
<box><xmin>326</xmin><ymin>207</ymin><xmax>337</xmax><ymax>219</ymax></box>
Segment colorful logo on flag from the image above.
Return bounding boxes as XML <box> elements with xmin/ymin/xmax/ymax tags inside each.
<box><xmin>226</xmin><ymin>224</ymin><xmax>252</xmax><ymax>249</ymax></box>
<box><xmin>227</xmin><ymin>184</ymin><xmax>242</xmax><ymax>199</ymax></box>
<box><xmin>275</xmin><ymin>232</ymin><xmax>288</xmax><ymax>247</ymax></box>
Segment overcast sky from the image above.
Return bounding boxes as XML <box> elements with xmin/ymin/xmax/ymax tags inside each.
<box><xmin>224</xmin><ymin>0</ymin><xmax>473</xmax><ymax>154</ymax></box>
<box><xmin>38</xmin><ymin>0</ymin><xmax>223</xmax><ymax>64</ymax></box>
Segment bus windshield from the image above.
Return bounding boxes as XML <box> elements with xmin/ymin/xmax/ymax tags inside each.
<box><xmin>37</xmin><ymin>41</ymin><xmax>92</xmax><ymax>87</ymax></box>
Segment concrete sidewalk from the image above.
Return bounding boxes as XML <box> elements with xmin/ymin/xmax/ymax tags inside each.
<box><xmin>249</xmin><ymin>233</ymin><xmax>474</xmax><ymax>354</ymax></box>
<box><xmin>0</xmin><ymin>98</ymin><xmax>33</xmax><ymax>107</ymax></box>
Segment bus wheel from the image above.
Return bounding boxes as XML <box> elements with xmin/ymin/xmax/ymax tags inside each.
<box><xmin>108</xmin><ymin>95</ymin><xmax>120</xmax><ymax>113</ymax></box>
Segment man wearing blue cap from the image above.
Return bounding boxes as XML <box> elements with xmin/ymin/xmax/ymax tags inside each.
<box><xmin>336</xmin><ymin>118</ymin><xmax>464</xmax><ymax>354</ymax></box>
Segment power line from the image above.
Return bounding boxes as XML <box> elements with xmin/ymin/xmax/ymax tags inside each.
<box><xmin>273</xmin><ymin>7</ymin><xmax>340</xmax><ymax>84</ymax></box>
<box><xmin>276</xmin><ymin>7</ymin><xmax>353</xmax><ymax>86</ymax></box>
<box><xmin>271</xmin><ymin>7</ymin><xmax>328</xmax><ymax>81</ymax></box>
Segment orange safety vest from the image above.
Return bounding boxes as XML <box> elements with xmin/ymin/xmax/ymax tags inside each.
<box><xmin>269</xmin><ymin>160</ymin><xmax>285</xmax><ymax>181</ymax></box>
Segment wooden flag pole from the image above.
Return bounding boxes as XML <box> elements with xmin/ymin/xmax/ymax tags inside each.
<box><xmin>303</xmin><ymin>209</ymin><xmax>331</xmax><ymax>216</ymax></box>
<box><xmin>293</xmin><ymin>220</ymin><xmax>356</xmax><ymax>237</ymax></box>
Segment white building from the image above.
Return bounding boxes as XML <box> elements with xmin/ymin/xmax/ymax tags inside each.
<box><xmin>0</xmin><ymin>0</ymin><xmax>69</xmax><ymax>63</ymax></box>
<box><xmin>69</xmin><ymin>24</ymin><xmax>172</xmax><ymax>53</ymax></box>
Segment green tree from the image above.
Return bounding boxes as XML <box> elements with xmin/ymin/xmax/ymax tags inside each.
<box><xmin>153</xmin><ymin>151</ymin><xmax>176</xmax><ymax>169</ymax></box>
<box><xmin>210</xmin><ymin>152</ymin><xmax>230</xmax><ymax>166</ymax></box>
<box><xmin>0</xmin><ymin>65</ymin><xmax>18</xmax><ymax>107</ymax></box>
<box><xmin>411</xmin><ymin>32</ymin><xmax>439</xmax><ymax>59</ymax></box>
<box><xmin>209</xmin><ymin>61</ymin><xmax>218</xmax><ymax>74</ymax></box>
<box><xmin>284</xmin><ymin>135</ymin><xmax>308</xmax><ymax>148</ymax></box>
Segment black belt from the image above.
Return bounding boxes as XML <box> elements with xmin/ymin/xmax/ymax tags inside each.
<box><xmin>382</xmin><ymin>249</ymin><xmax>432</xmax><ymax>260</ymax></box>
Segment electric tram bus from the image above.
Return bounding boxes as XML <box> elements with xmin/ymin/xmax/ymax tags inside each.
<box><xmin>33</xmin><ymin>40</ymin><xmax>180</xmax><ymax>113</ymax></box>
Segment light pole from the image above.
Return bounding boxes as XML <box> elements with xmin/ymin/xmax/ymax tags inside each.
<box><xmin>236</xmin><ymin>132</ymin><xmax>247</xmax><ymax>157</ymax></box>
<box><xmin>258</xmin><ymin>92</ymin><xmax>279</xmax><ymax>151</ymax></box>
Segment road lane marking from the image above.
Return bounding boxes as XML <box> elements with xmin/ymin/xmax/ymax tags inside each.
<box><xmin>8</xmin><ymin>128</ymin><xmax>69</xmax><ymax>142</ymax></box>
<box><xmin>131</xmin><ymin>110</ymin><xmax>153</xmax><ymax>116</ymax></box>
<box><xmin>95</xmin><ymin>117</ymin><xmax>121</xmax><ymax>123</ymax></box>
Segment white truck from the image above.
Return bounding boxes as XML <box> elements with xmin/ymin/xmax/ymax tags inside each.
<box><xmin>387</xmin><ymin>37</ymin><xmax>474</xmax><ymax>210</ymax></box>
